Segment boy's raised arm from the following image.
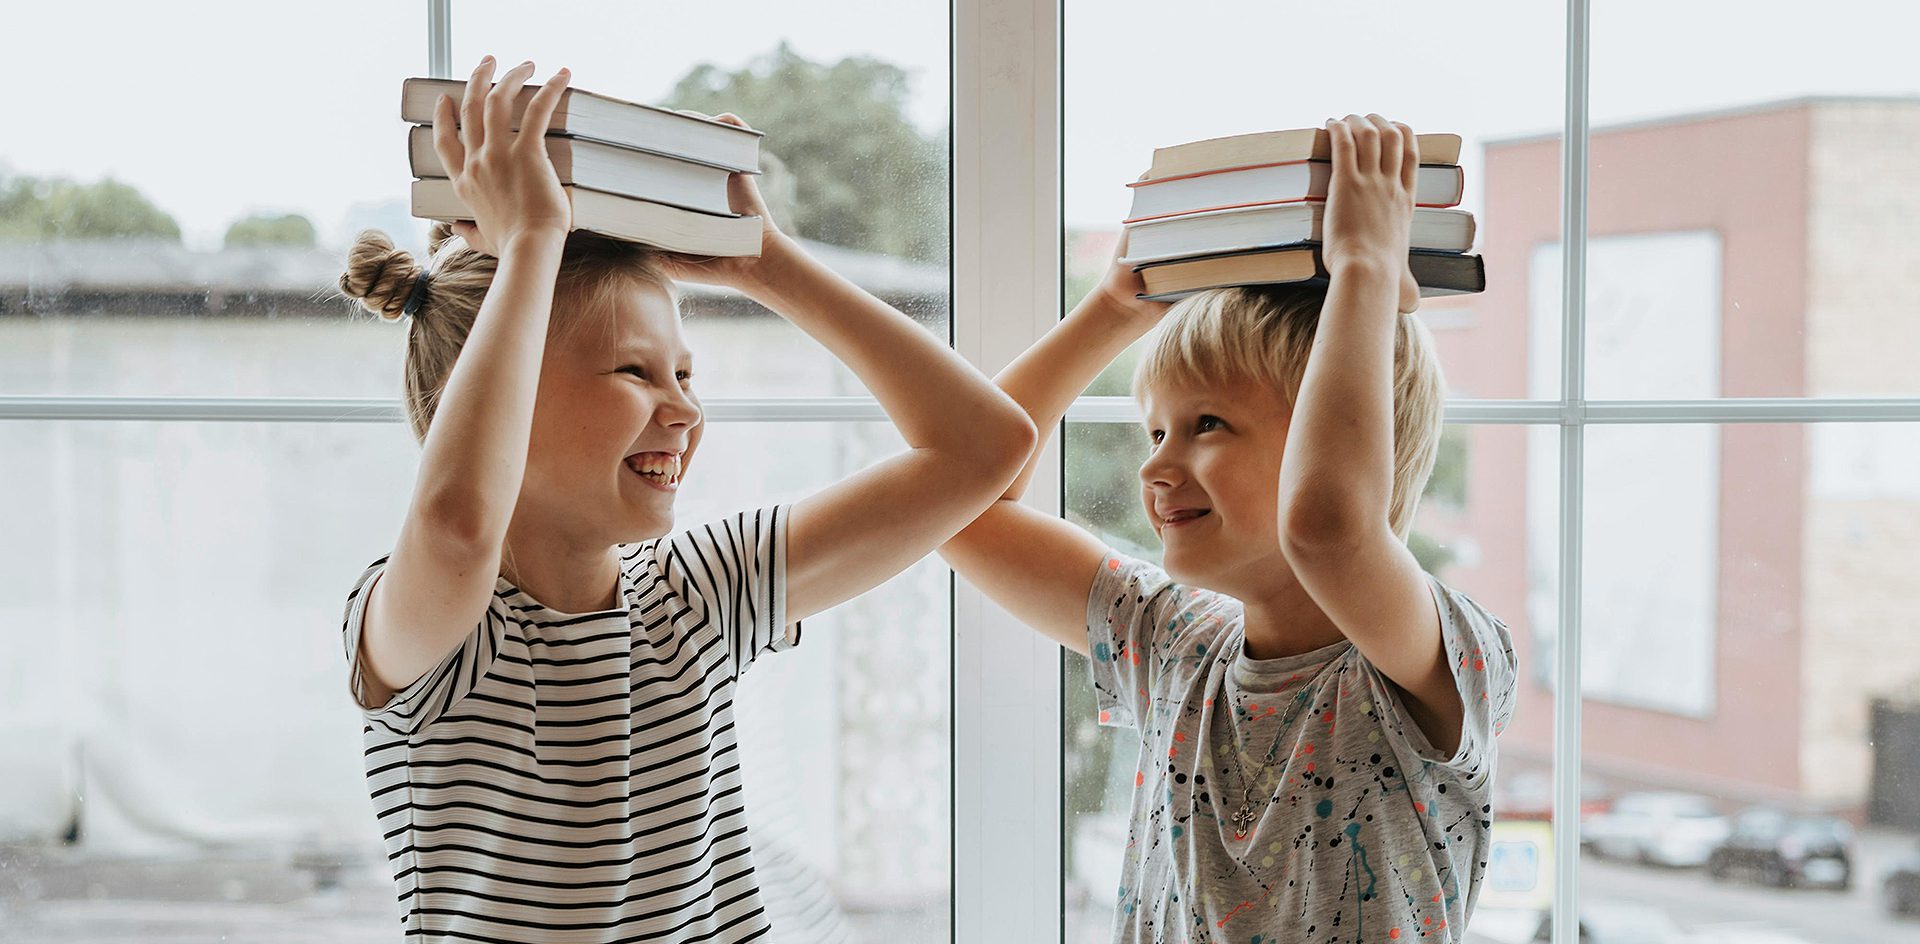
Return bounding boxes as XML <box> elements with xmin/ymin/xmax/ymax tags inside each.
<box><xmin>936</xmin><ymin>241</ymin><xmax>1171</xmax><ymax>653</ymax></box>
<box><xmin>1276</xmin><ymin>115</ymin><xmax>1459</xmax><ymax>751</ymax></box>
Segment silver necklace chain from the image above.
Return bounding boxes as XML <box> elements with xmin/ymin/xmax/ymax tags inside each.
<box><xmin>1222</xmin><ymin>637</ymin><xmax>1311</xmax><ymax>838</ymax></box>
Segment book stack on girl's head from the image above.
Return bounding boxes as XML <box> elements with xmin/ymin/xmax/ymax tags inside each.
<box><xmin>1119</xmin><ymin>127</ymin><xmax>1485</xmax><ymax>301</ymax></box>
<box><xmin>399</xmin><ymin>76</ymin><xmax>767</xmax><ymax>256</ymax></box>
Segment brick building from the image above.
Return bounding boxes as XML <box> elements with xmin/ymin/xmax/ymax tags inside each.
<box><xmin>1424</xmin><ymin>97</ymin><xmax>1920</xmax><ymax>818</ymax></box>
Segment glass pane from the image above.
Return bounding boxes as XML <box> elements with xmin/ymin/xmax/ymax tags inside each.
<box><xmin>1</xmin><ymin>2</ymin><xmax>949</xmax><ymax>400</ymax></box>
<box><xmin>0</xmin><ymin>420</ymin><xmax>949</xmax><ymax>943</ymax></box>
<box><xmin>1061</xmin><ymin>422</ymin><xmax>1557</xmax><ymax>941</ymax></box>
<box><xmin>1565</xmin><ymin>424</ymin><xmax>1920</xmax><ymax>940</ymax></box>
<box><xmin>1576</xmin><ymin>2</ymin><xmax>1920</xmax><ymax>398</ymax></box>
<box><xmin>1</xmin><ymin>2</ymin><xmax>417</xmax><ymax>398</ymax></box>
<box><xmin>455</xmin><ymin>0</ymin><xmax>951</xmax><ymax>400</ymax></box>
<box><xmin>1065</xmin><ymin>0</ymin><xmax>1563</xmax><ymax>398</ymax></box>
<box><xmin>1061</xmin><ymin>422</ymin><xmax>1153</xmax><ymax>942</ymax></box>
<box><xmin>1430</xmin><ymin>425</ymin><xmax>1563</xmax><ymax>941</ymax></box>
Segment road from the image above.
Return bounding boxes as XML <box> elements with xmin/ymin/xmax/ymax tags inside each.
<box><xmin>1576</xmin><ymin>829</ymin><xmax>1918</xmax><ymax>942</ymax></box>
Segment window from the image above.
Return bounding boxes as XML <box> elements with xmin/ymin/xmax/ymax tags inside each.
<box><xmin>1058</xmin><ymin>2</ymin><xmax>1920</xmax><ymax>943</ymax></box>
<box><xmin>2</xmin><ymin>2</ymin><xmax>954</xmax><ymax>941</ymax></box>
<box><xmin>5</xmin><ymin>2</ymin><xmax>1918</xmax><ymax>943</ymax></box>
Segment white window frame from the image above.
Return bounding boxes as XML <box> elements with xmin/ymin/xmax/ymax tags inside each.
<box><xmin>6</xmin><ymin>1</ymin><xmax>1920</xmax><ymax>941</ymax></box>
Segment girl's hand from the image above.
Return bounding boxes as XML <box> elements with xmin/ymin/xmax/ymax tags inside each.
<box><xmin>656</xmin><ymin>113</ymin><xmax>790</xmax><ymax>292</ymax></box>
<box><xmin>1323</xmin><ymin>114</ymin><xmax>1421</xmax><ymax>314</ymax></box>
<box><xmin>430</xmin><ymin>57</ymin><xmax>574</xmax><ymax>256</ymax></box>
<box><xmin>1091</xmin><ymin>226</ymin><xmax>1174</xmax><ymax>327</ymax></box>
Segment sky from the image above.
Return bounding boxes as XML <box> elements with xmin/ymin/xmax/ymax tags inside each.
<box><xmin>6</xmin><ymin>1</ymin><xmax>1918</xmax><ymax>250</ymax></box>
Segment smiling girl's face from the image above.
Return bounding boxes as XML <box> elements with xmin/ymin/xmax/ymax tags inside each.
<box><xmin>519</xmin><ymin>281</ymin><xmax>704</xmax><ymax>546</ymax></box>
<box><xmin>1138</xmin><ymin>375</ymin><xmax>1296</xmax><ymax>599</ymax></box>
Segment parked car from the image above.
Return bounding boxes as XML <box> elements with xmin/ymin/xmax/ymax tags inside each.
<box><xmin>1462</xmin><ymin>904</ymin><xmax>1687</xmax><ymax>944</ymax></box>
<box><xmin>1683</xmin><ymin>927</ymin><xmax>1822</xmax><ymax>944</ymax></box>
<box><xmin>1884</xmin><ymin>840</ymin><xmax>1920</xmax><ymax>916</ymax></box>
<box><xmin>1705</xmin><ymin>808</ymin><xmax>1853</xmax><ymax>890</ymax></box>
<box><xmin>1581</xmin><ymin>791</ymin><xmax>1729</xmax><ymax>867</ymax></box>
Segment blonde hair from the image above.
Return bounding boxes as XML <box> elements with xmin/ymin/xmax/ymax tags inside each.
<box><xmin>1132</xmin><ymin>286</ymin><xmax>1445</xmax><ymax>538</ymax></box>
<box><xmin>336</xmin><ymin>223</ymin><xmax>677</xmax><ymax>442</ymax></box>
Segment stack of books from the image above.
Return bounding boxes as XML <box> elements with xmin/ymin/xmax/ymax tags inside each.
<box><xmin>1120</xmin><ymin>127</ymin><xmax>1485</xmax><ymax>302</ymax></box>
<box><xmin>401</xmin><ymin>77</ymin><xmax>765</xmax><ymax>256</ymax></box>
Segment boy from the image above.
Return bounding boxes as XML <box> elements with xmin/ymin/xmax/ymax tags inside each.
<box><xmin>940</xmin><ymin>115</ymin><xmax>1516</xmax><ymax>942</ymax></box>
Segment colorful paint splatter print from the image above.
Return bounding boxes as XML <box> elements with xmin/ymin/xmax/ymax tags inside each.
<box><xmin>1087</xmin><ymin>553</ymin><xmax>1517</xmax><ymax>944</ymax></box>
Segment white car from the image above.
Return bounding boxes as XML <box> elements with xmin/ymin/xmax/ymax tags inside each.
<box><xmin>1462</xmin><ymin>904</ymin><xmax>1687</xmax><ymax>944</ymax></box>
<box><xmin>1581</xmin><ymin>791</ymin><xmax>1730</xmax><ymax>867</ymax></box>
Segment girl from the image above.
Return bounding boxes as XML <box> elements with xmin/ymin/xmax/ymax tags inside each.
<box><xmin>335</xmin><ymin>58</ymin><xmax>1034</xmax><ymax>942</ymax></box>
<box><xmin>940</xmin><ymin>116</ymin><xmax>1517</xmax><ymax>942</ymax></box>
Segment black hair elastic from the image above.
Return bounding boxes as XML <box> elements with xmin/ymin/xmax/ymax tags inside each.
<box><xmin>401</xmin><ymin>272</ymin><xmax>432</xmax><ymax>318</ymax></box>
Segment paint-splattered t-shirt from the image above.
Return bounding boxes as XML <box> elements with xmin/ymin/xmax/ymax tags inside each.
<box><xmin>1087</xmin><ymin>552</ymin><xmax>1517</xmax><ymax>944</ymax></box>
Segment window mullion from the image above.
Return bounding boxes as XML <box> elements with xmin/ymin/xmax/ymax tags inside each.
<box><xmin>1554</xmin><ymin>1</ymin><xmax>1592</xmax><ymax>943</ymax></box>
<box><xmin>951</xmin><ymin>0</ymin><xmax>1064</xmax><ymax>939</ymax></box>
<box><xmin>427</xmin><ymin>0</ymin><xmax>451</xmax><ymax>79</ymax></box>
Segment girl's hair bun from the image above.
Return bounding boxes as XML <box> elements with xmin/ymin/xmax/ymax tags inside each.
<box><xmin>426</xmin><ymin>221</ymin><xmax>458</xmax><ymax>255</ymax></box>
<box><xmin>339</xmin><ymin>229</ymin><xmax>425</xmax><ymax>322</ymax></box>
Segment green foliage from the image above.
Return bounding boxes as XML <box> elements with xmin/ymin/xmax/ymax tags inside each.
<box><xmin>0</xmin><ymin>174</ymin><xmax>180</xmax><ymax>242</ymax></box>
<box><xmin>1407</xmin><ymin>530</ymin><xmax>1457</xmax><ymax>574</ymax></box>
<box><xmin>1065</xmin><ymin>423</ymin><xmax>1155</xmax><ymax>554</ymax></box>
<box><xmin>662</xmin><ymin>43</ymin><xmax>946</xmax><ymax>262</ymax></box>
<box><xmin>223</xmin><ymin>212</ymin><xmax>317</xmax><ymax>249</ymax></box>
<box><xmin>1425</xmin><ymin>426</ymin><xmax>1469</xmax><ymax>509</ymax></box>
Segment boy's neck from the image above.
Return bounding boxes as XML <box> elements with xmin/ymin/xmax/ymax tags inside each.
<box><xmin>1235</xmin><ymin>572</ymin><xmax>1346</xmax><ymax>661</ymax></box>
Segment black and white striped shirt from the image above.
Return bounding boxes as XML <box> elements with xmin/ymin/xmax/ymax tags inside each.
<box><xmin>341</xmin><ymin>506</ymin><xmax>802</xmax><ymax>943</ymax></box>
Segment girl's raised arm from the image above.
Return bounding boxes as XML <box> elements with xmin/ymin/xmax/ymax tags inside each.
<box><xmin>666</xmin><ymin>124</ymin><xmax>1036</xmax><ymax>624</ymax></box>
<box><xmin>354</xmin><ymin>58</ymin><xmax>573</xmax><ymax>703</ymax></box>
<box><xmin>721</xmin><ymin>248</ymin><xmax>1040</xmax><ymax>624</ymax></box>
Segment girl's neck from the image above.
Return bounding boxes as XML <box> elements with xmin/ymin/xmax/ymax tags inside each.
<box><xmin>499</xmin><ymin>528</ymin><xmax>623</xmax><ymax>615</ymax></box>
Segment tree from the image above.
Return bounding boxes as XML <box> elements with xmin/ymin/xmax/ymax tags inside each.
<box><xmin>661</xmin><ymin>44</ymin><xmax>946</xmax><ymax>262</ymax></box>
<box><xmin>224</xmin><ymin>212</ymin><xmax>318</xmax><ymax>249</ymax></box>
<box><xmin>0</xmin><ymin>174</ymin><xmax>180</xmax><ymax>242</ymax></box>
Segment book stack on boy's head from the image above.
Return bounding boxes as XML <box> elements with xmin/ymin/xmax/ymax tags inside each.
<box><xmin>1120</xmin><ymin>127</ymin><xmax>1485</xmax><ymax>302</ymax></box>
<box><xmin>400</xmin><ymin>77</ymin><xmax>765</xmax><ymax>256</ymax></box>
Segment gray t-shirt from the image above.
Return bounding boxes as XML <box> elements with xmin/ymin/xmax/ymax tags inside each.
<box><xmin>1087</xmin><ymin>551</ymin><xmax>1517</xmax><ymax>944</ymax></box>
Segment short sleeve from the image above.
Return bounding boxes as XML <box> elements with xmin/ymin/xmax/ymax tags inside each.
<box><xmin>340</xmin><ymin>557</ymin><xmax>510</xmax><ymax>737</ymax></box>
<box><xmin>1364</xmin><ymin>575</ymin><xmax>1518</xmax><ymax>788</ymax></box>
<box><xmin>1084</xmin><ymin>551</ymin><xmax>1236</xmax><ymax>731</ymax></box>
<box><xmin>655</xmin><ymin>505</ymin><xmax>795</xmax><ymax>680</ymax></box>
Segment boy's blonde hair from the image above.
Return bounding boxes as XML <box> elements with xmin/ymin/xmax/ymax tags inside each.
<box><xmin>337</xmin><ymin>223</ymin><xmax>677</xmax><ymax>443</ymax></box>
<box><xmin>1131</xmin><ymin>286</ymin><xmax>1445</xmax><ymax>539</ymax></box>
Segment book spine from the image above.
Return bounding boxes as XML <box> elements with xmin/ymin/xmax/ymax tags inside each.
<box><xmin>1137</xmin><ymin>155</ymin><xmax>1463</xmax><ymax>187</ymax></box>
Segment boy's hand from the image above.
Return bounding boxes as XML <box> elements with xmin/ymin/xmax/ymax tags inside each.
<box><xmin>656</xmin><ymin>113</ymin><xmax>794</xmax><ymax>293</ymax></box>
<box><xmin>432</xmin><ymin>57</ymin><xmax>574</xmax><ymax>257</ymax></box>
<box><xmin>1091</xmin><ymin>227</ymin><xmax>1173</xmax><ymax>326</ymax></box>
<box><xmin>1322</xmin><ymin>114</ymin><xmax>1421</xmax><ymax>314</ymax></box>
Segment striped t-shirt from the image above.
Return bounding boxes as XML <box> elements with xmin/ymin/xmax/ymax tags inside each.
<box><xmin>341</xmin><ymin>506</ymin><xmax>803</xmax><ymax>943</ymax></box>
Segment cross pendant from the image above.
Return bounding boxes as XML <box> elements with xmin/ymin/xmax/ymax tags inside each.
<box><xmin>1231</xmin><ymin>804</ymin><xmax>1258</xmax><ymax>835</ymax></box>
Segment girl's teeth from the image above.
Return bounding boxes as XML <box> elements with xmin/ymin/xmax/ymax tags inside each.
<box><xmin>629</xmin><ymin>454</ymin><xmax>681</xmax><ymax>479</ymax></box>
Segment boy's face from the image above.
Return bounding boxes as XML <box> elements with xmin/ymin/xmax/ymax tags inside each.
<box><xmin>1138</xmin><ymin>376</ymin><xmax>1293</xmax><ymax>597</ymax></box>
<box><xmin>522</xmin><ymin>282</ymin><xmax>704</xmax><ymax>545</ymax></box>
